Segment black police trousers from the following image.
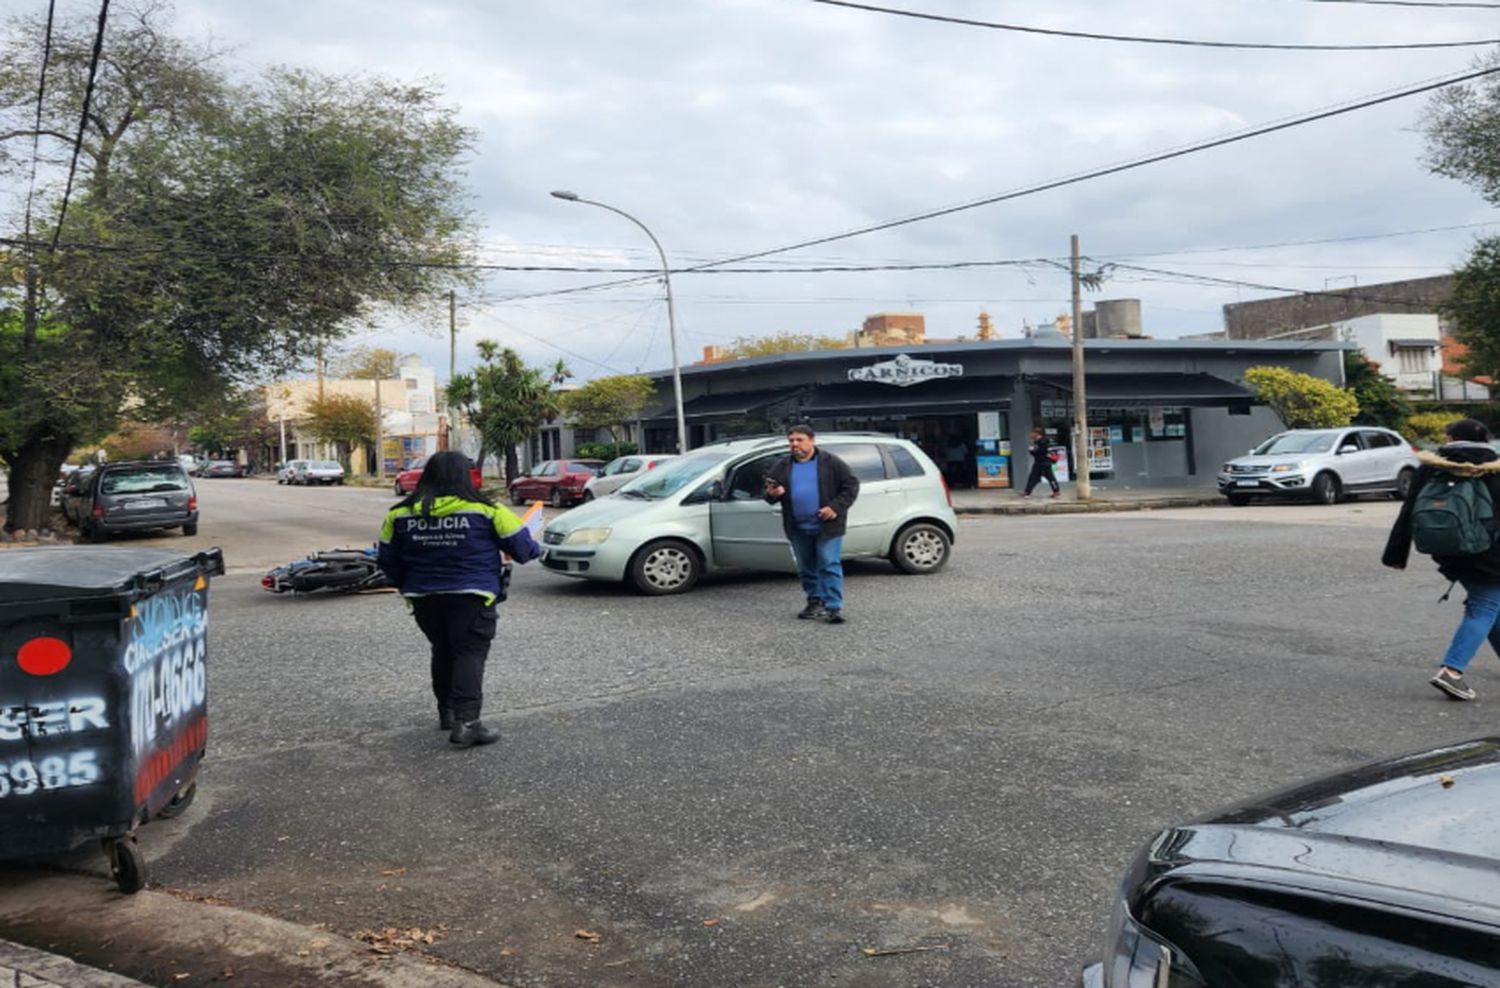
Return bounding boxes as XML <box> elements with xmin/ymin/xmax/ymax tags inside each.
<box><xmin>410</xmin><ymin>593</ymin><xmax>498</xmax><ymax>721</ymax></box>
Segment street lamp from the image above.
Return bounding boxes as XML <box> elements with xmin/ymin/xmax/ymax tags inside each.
<box><xmin>551</xmin><ymin>190</ymin><xmax>687</xmax><ymax>454</ymax></box>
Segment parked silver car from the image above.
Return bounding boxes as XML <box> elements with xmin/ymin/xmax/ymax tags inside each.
<box><xmin>540</xmin><ymin>433</ymin><xmax>958</xmax><ymax>594</ymax></box>
<box><xmin>583</xmin><ymin>454</ymin><xmax>679</xmax><ymax>501</ymax></box>
<box><xmin>277</xmin><ymin>459</ymin><xmax>307</xmax><ymax>485</ymax></box>
<box><xmin>1217</xmin><ymin>427</ymin><xmax>1418</xmax><ymax>505</ymax></box>
<box><xmin>289</xmin><ymin>459</ymin><xmax>345</xmax><ymax>486</ymax></box>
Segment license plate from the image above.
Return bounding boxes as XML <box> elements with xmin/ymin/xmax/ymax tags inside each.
<box><xmin>127</xmin><ymin>498</ymin><xmax>167</xmax><ymax>509</ymax></box>
<box><xmin>1235</xmin><ymin>480</ymin><xmax>1259</xmax><ymax>487</ymax></box>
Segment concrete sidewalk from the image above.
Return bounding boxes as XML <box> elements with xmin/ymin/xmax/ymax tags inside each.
<box><xmin>950</xmin><ymin>484</ymin><xmax>1222</xmax><ymax>515</ymax></box>
<box><xmin>0</xmin><ymin>939</ymin><xmax>147</xmax><ymax>988</ymax></box>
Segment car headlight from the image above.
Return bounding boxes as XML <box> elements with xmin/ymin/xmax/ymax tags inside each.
<box><xmin>1271</xmin><ymin>464</ymin><xmax>1295</xmax><ymax>473</ymax></box>
<box><xmin>1219</xmin><ymin>463</ymin><xmax>1232</xmax><ymax>473</ymax></box>
<box><xmin>1100</xmin><ymin>899</ymin><xmax>1205</xmax><ymax>988</ymax></box>
<box><xmin>563</xmin><ymin>527</ymin><xmax>611</xmax><ymax>545</ymax></box>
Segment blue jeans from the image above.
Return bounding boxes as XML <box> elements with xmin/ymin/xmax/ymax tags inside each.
<box><xmin>788</xmin><ymin>530</ymin><xmax>844</xmax><ymax>611</ymax></box>
<box><xmin>1440</xmin><ymin>581</ymin><xmax>1500</xmax><ymax>672</ymax></box>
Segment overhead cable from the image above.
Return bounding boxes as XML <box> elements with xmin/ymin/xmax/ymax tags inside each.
<box><xmin>22</xmin><ymin>0</ymin><xmax>58</xmax><ymax>251</ymax></box>
<box><xmin>49</xmin><ymin>0</ymin><xmax>110</xmax><ymax>252</ymax></box>
<box><xmin>811</xmin><ymin>0</ymin><xmax>1500</xmax><ymax>49</ymax></box>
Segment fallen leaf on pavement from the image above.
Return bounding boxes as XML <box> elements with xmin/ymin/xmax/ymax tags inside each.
<box><xmin>354</xmin><ymin>926</ymin><xmax>448</xmax><ymax>953</ymax></box>
<box><xmin>171</xmin><ymin>975</ymin><xmax>191</xmax><ymax>982</ymax></box>
<box><xmin>1441</xmin><ymin>775</ymin><xmax>1456</xmax><ymax>788</ymax></box>
<box><xmin>575</xmin><ymin>929</ymin><xmax>602</xmax><ymax>942</ymax></box>
<box><xmin>381</xmin><ymin>867</ymin><xmax>407</xmax><ymax>876</ymax></box>
<box><xmin>862</xmin><ymin>944</ymin><xmax>951</xmax><ymax>957</ymax></box>
<box><xmin>703</xmin><ymin>918</ymin><xmax>721</xmax><ymax>927</ymax></box>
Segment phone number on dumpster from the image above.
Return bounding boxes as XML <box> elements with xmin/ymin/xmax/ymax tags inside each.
<box><xmin>0</xmin><ymin>751</ymin><xmax>100</xmax><ymax>799</ymax></box>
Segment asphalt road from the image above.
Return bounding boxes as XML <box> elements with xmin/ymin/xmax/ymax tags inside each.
<box><xmin>8</xmin><ymin>481</ymin><xmax>1495</xmax><ymax>987</ymax></box>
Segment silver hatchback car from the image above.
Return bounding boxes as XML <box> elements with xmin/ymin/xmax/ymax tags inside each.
<box><xmin>541</xmin><ymin>433</ymin><xmax>958</xmax><ymax>594</ymax></box>
<box><xmin>1217</xmin><ymin>426</ymin><xmax>1418</xmax><ymax>505</ymax></box>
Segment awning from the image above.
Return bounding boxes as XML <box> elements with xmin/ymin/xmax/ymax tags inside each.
<box><xmin>1034</xmin><ymin>373</ymin><xmax>1255</xmax><ymax>408</ymax></box>
<box><xmin>801</xmin><ymin>376</ymin><xmax>1012</xmax><ymax>416</ymax></box>
<box><xmin>1388</xmin><ymin>338</ymin><xmax>1441</xmax><ymax>350</ymax></box>
<box><xmin>641</xmin><ymin>389</ymin><xmax>790</xmax><ymax>421</ymax></box>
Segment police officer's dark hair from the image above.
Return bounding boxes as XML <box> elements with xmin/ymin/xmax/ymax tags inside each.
<box><xmin>1446</xmin><ymin>418</ymin><xmax>1492</xmax><ymax>443</ymax></box>
<box><xmin>398</xmin><ymin>451</ymin><xmax>491</xmax><ymax>516</ymax></box>
<box><xmin>788</xmin><ymin>424</ymin><xmax>816</xmax><ymax>439</ymax></box>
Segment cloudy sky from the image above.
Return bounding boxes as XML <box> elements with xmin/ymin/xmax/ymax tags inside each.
<box><xmin>50</xmin><ymin>1</ymin><xmax>1500</xmax><ymax>378</ymax></box>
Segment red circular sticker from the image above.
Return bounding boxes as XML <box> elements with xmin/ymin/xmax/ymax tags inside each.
<box><xmin>17</xmin><ymin>637</ymin><xmax>72</xmax><ymax>676</ymax></box>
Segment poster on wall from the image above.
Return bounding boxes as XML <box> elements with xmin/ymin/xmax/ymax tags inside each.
<box><xmin>1148</xmin><ymin>407</ymin><xmax>1166</xmax><ymax>436</ymax></box>
<box><xmin>1088</xmin><ymin>427</ymin><xmax>1114</xmax><ymax>472</ymax></box>
<box><xmin>977</xmin><ymin>411</ymin><xmax>1002</xmax><ymax>441</ymax></box>
<box><xmin>976</xmin><ymin>455</ymin><xmax>1010</xmax><ymax>488</ymax></box>
<box><xmin>1108</xmin><ymin>425</ymin><xmax>1124</xmax><ymax>445</ymax></box>
<box><xmin>1049</xmin><ymin>445</ymin><xmax>1071</xmax><ymax>483</ymax></box>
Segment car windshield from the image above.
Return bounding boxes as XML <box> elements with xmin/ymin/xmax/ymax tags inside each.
<box><xmin>1254</xmin><ymin>433</ymin><xmax>1338</xmax><ymax>455</ymax></box>
<box><xmin>618</xmin><ymin>452</ymin><xmax>732</xmax><ymax>498</ymax></box>
<box><xmin>101</xmin><ymin>468</ymin><xmax>189</xmax><ymax>495</ymax></box>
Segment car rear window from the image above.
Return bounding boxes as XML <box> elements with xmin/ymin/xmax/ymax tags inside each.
<box><xmin>314</xmin><ymin>461</ymin><xmax>341</xmax><ymax>469</ymax></box>
<box><xmin>101</xmin><ymin>467</ymin><xmax>189</xmax><ymax>495</ymax></box>
<box><xmin>822</xmin><ymin>443</ymin><xmax>888</xmax><ymax>481</ymax></box>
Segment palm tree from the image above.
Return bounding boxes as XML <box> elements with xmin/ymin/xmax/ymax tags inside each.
<box><xmin>446</xmin><ymin>342</ymin><xmax>561</xmax><ymax>485</ymax></box>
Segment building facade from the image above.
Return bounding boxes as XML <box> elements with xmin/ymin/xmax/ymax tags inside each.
<box><xmin>631</xmin><ymin>339</ymin><xmax>1351</xmax><ymax>490</ymax></box>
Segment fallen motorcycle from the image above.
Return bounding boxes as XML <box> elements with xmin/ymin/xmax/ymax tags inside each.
<box><xmin>261</xmin><ymin>546</ymin><xmax>391</xmax><ymax>595</ymax></box>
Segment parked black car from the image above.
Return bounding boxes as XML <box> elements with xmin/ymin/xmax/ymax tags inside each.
<box><xmin>79</xmin><ymin>460</ymin><xmax>198</xmax><ymax>542</ymax></box>
<box><xmin>1083</xmin><ymin>737</ymin><xmax>1500</xmax><ymax>987</ymax></box>
<box><xmin>200</xmin><ymin>460</ymin><xmax>245</xmax><ymax>478</ymax></box>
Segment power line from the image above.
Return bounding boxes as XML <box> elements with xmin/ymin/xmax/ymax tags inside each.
<box><xmin>1094</xmin><ymin>221</ymin><xmax>1500</xmax><ymax>260</ymax></box>
<box><xmin>22</xmin><ymin>0</ymin><xmax>58</xmax><ymax>250</ymax></box>
<box><xmin>812</xmin><ymin>0</ymin><xmax>1500</xmax><ymax>49</ymax></box>
<box><xmin>1101</xmin><ymin>260</ymin><xmax>1450</xmax><ymax>307</ymax></box>
<box><xmin>487</xmin><ymin>63</ymin><xmax>1500</xmax><ymax>306</ymax></box>
<box><xmin>1306</xmin><ymin>0</ymin><xmax>1500</xmax><ymax>8</ymax></box>
<box><xmin>49</xmin><ymin>0</ymin><xmax>109</xmax><ymax>252</ymax></box>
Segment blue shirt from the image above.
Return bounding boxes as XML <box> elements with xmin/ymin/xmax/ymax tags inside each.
<box><xmin>790</xmin><ymin>457</ymin><xmax>822</xmax><ymax>532</ymax></box>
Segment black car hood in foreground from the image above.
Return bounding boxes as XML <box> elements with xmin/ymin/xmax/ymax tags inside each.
<box><xmin>1142</xmin><ymin>736</ymin><xmax>1500</xmax><ymax>926</ymax></box>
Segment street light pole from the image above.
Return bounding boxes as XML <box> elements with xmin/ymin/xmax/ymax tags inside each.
<box><xmin>551</xmin><ymin>190</ymin><xmax>688</xmax><ymax>454</ymax></box>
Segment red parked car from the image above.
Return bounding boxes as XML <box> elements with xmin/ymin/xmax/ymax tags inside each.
<box><xmin>509</xmin><ymin>459</ymin><xmax>606</xmax><ymax>507</ymax></box>
<box><xmin>393</xmin><ymin>456</ymin><xmax>484</xmax><ymax>496</ymax></box>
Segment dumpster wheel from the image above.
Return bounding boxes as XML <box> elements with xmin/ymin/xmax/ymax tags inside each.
<box><xmin>104</xmin><ymin>836</ymin><xmax>146</xmax><ymax>894</ymax></box>
<box><xmin>156</xmin><ymin>782</ymin><xmax>197</xmax><ymax>820</ymax></box>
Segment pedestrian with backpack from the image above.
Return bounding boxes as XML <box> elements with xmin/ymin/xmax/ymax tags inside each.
<box><xmin>1383</xmin><ymin>418</ymin><xmax>1500</xmax><ymax>700</ymax></box>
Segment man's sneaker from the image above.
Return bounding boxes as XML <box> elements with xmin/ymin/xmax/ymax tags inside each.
<box><xmin>823</xmin><ymin>609</ymin><xmax>846</xmax><ymax>625</ymax></box>
<box><xmin>450</xmin><ymin>719</ymin><xmax>500</xmax><ymax>747</ymax></box>
<box><xmin>1431</xmin><ymin>670</ymin><xmax>1477</xmax><ymax>701</ymax></box>
<box><xmin>438</xmin><ymin>706</ymin><xmax>455</xmax><ymax>731</ymax></box>
<box><xmin>797</xmin><ymin>600</ymin><xmax>825</xmax><ymax>620</ymax></box>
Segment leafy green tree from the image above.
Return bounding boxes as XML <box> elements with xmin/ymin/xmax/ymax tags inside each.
<box><xmin>330</xmin><ymin>346</ymin><xmax>408</xmax><ymax>381</ymax></box>
<box><xmin>1443</xmin><ymin>237</ymin><xmax>1500</xmax><ymax>385</ymax></box>
<box><xmin>715</xmin><ymin>332</ymin><xmax>849</xmax><ymax>360</ymax></box>
<box><xmin>302</xmin><ymin>394</ymin><xmax>378</xmax><ymax>468</ymax></box>
<box><xmin>1406</xmin><ymin>411</ymin><xmax>1467</xmax><ymax>445</ymax></box>
<box><xmin>1422</xmin><ymin>51</ymin><xmax>1500</xmax><ymax>207</ymax></box>
<box><xmin>560</xmin><ymin>375</ymin><xmax>655</xmax><ymax>447</ymax></box>
<box><xmin>0</xmin><ymin>4</ymin><xmax>474</xmax><ymax>530</ymax></box>
<box><xmin>1344</xmin><ymin>352</ymin><xmax>1411</xmax><ymax>432</ymax></box>
<box><xmin>446</xmin><ymin>342</ymin><xmax>561</xmax><ymax>484</ymax></box>
<box><xmin>1244</xmin><ymin>366</ymin><xmax>1360</xmax><ymax>428</ymax></box>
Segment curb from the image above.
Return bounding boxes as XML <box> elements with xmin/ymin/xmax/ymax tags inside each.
<box><xmin>954</xmin><ymin>495</ymin><xmax>1223</xmax><ymax>516</ymax></box>
<box><xmin>0</xmin><ymin>938</ymin><xmax>148</xmax><ymax>988</ymax></box>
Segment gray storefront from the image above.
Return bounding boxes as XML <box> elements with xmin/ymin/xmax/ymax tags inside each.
<box><xmin>637</xmin><ymin>339</ymin><xmax>1351</xmax><ymax>490</ymax></box>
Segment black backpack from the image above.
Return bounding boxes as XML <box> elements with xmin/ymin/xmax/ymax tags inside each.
<box><xmin>1410</xmin><ymin>472</ymin><xmax>1497</xmax><ymax>556</ymax></box>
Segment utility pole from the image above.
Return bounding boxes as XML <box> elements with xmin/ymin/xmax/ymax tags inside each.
<box><xmin>374</xmin><ymin>376</ymin><xmax>385</xmax><ymax>482</ymax></box>
<box><xmin>1070</xmin><ymin>234</ymin><xmax>1092</xmax><ymax>501</ymax></box>
<box><xmin>447</xmin><ymin>289</ymin><xmax>458</xmax><ymax>458</ymax></box>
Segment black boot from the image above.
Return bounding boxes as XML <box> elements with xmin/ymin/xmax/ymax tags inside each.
<box><xmin>797</xmin><ymin>599</ymin><xmax>825</xmax><ymax>620</ymax></box>
<box><xmin>450</xmin><ymin>719</ymin><xmax>499</xmax><ymax>748</ymax></box>
<box><xmin>438</xmin><ymin>706</ymin><xmax>454</xmax><ymax>731</ymax></box>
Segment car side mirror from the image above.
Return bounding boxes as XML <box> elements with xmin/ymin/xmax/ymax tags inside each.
<box><xmin>1338</xmin><ymin>445</ymin><xmax>1358</xmax><ymax>455</ymax></box>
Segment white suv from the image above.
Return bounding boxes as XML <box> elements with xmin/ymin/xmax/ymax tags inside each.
<box><xmin>540</xmin><ymin>433</ymin><xmax>958</xmax><ymax>594</ymax></box>
<box><xmin>1218</xmin><ymin>427</ymin><xmax>1418</xmax><ymax>506</ymax></box>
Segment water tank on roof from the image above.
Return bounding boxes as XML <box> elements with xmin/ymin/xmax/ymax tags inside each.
<box><xmin>1095</xmin><ymin>299</ymin><xmax>1143</xmax><ymax>338</ymax></box>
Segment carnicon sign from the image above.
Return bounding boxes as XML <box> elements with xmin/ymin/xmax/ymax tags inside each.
<box><xmin>847</xmin><ymin>353</ymin><xmax>964</xmax><ymax>387</ymax></box>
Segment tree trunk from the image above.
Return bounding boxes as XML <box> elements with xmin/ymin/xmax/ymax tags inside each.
<box><xmin>504</xmin><ymin>446</ymin><xmax>519</xmax><ymax>488</ymax></box>
<box><xmin>1</xmin><ymin>435</ymin><xmax>74</xmax><ymax>533</ymax></box>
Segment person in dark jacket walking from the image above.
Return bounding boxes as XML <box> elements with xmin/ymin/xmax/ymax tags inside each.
<box><xmin>378</xmin><ymin>452</ymin><xmax>541</xmax><ymax>746</ymax></box>
<box><xmin>1021</xmin><ymin>427</ymin><xmax>1061</xmax><ymax>498</ymax></box>
<box><xmin>1383</xmin><ymin>418</ymin><xmax>1500</xmax><ymax>701</ymax></box>
<box><xmin>763</xmin><ymin>425</ymin><xmax>861</xmax><ymax>624</ymax></box>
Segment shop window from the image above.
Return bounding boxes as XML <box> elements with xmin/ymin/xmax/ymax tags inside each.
<box><xmin>823</xmin><ymin>443</ymin><xmax>888</xmax><ymax>481</ymax></box>
<box><xmin>888</xmin><ymin>445</ymin><xmax>928</xmax><ymax>478</ymax></box>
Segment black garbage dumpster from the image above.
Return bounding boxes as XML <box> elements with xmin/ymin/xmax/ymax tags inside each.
<box><xmin>0</xmin><ymin>546</ymin><xmax>225</xmax><ymax>892</ymax></box>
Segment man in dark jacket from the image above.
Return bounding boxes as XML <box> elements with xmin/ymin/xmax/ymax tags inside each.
<box><xmin>1383</xmin><ymin>418</ymin><xmax>1500</xmax><ymax>701</ymax></box>
<box><xmin>1022</xmin><ymin>426</ymin><xmax>1061</xmax><ymax>498</ymax></box>
<box><xmin>763</xmin><ymin>425</ymin><xmax>861</xmax><ymax>624</ymax></box>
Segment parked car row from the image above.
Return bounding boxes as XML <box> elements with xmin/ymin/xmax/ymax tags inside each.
<box><xmin>276</xmin><ymin>459</ymin><xmax>346</xmax><ymax>485</ymax></box>
<box><xmin>56</xmin><ymin>460</ymin><xmax>198</xmax><ymax>542</ymax></box>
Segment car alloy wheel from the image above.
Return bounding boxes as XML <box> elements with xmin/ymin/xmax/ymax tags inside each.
<box><xmin>630</xmin><ymin>539</ymin><xmax>701</xmax><ymax>595</ymax></box>
<box><xmin>550</xmin><ymin>488</ymin><xmax>566</xmax><ymax>508</ymax></box>
<box><xmin>1394</xmin><ymin>467</ymin><xmax>1415</xmax><ymax>500</ymax></box>
<box><xmin>892</xmin><ymin>522</ymin><xmax>950</xmax><ymax>574</ymax></box>
<box><xmin>1311</xmin><ymin>472</ymin><xmax>1340</xmax><ymax>505</ymax></box>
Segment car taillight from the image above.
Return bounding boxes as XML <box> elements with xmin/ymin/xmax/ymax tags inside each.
<box><xmin>940</xmin><ymin>474</ymin><xmax>952</xmax><ymax>507</ymax></box>
<box><xmin>91</xmin><ymin>503</ymin><xmax>105</xmax><ymax>518</ymax></box>
<box><xmin>188</xmin><ymin>495</ymin><xmax>198</xmax><ymax>512</ymax></box>
<box><xmin>1411</xmin><ymin>445</ymin><xmax>1420</xmax><ymax>453</ymax></box>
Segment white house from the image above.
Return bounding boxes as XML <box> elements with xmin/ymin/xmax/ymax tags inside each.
<box><xmin>1315</xmin><ymin>314</ymin><xmax>1443</xmax><ymax>392</ymax></box>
